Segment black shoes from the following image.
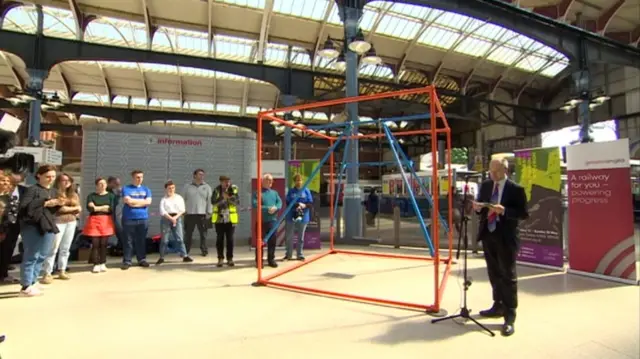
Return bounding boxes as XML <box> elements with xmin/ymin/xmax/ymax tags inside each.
<box><xmin>139</xmin><ymin>261</ymin><xmax>150</xmax><ymax>268</ymax></box>
<box><xmin>183</xmin><ymin>256</ymin><xmax>194</xmax><ymax>263</ymax></box>
<box><xmin>121</xmin><ymin>263</ymin><xmax>131</xmax><ymax>270</ymax></box>
<box><xmin>256</xmin><ymin>260</ymin><xmax>278</xmax><ymax>268</ymax></box>
<box><xmin>479</xmin><ymin>303</ymin><xmax>504</xmax><ymax>318</ymax></box>
<box><xmin>156</xmin><ymin>258</ymin><xmax>165</xmax><ymax>266</ymax></box>
<box><xmin>227</xmin><ymin>260</ymin><xmax>235</xmax><ymax>267</ymax></box>
<box><xmin>216</xmin><ymin>259</ymin><xmax>224</xmax><ymax>267</ymax></box>
<box><xmin>501</xmin><ymin>323</ymin><xmax>515</xmax><ymax>337</ymax></box>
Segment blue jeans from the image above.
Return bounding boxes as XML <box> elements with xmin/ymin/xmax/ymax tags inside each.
<box><xmin>42</xmin><ymin>221</ymin><xmax>77</xmax><ymax>275</ymax></box>
<box><xmin>285</xmin><ymin>221</ymin><xmax>308</xmax><ymax>258</ymax></box>
<box><xmin>160</xmin><ymin>217</ymin><xmax>187</xmax><ymax>258</ymax></box>
<box><xmin>122</xmin><ymin>219</ymin><xmax>148</xmax><ymax>264</ymax></box>
<box><xmin>20</xmin><ymin>225</ymin><xmax>55</xmax><ymax>287</ymax></box>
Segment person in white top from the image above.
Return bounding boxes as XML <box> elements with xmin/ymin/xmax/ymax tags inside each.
<box><xmin>157</xmin><ymin>180</ymin><xmax>193</xmax><ymax>265</ymax></box>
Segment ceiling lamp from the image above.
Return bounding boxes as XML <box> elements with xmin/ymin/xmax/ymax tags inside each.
<box><xmin>318</xmin><ymin>37</ymin><xmax>340</xmax><ymax>59</ymax></box>
<box><xmin>361</xmin><ymin>46</ymin><xmax>382</xmax><ymax>65</ymax></box>
<box><xmin>348</xmin><ymin>28</ymin><xmax>371</xmax><ymax>55</ymax></box>
<box><xmin>334</xmin><ymin>52</ymin><xmax>347</xmax><ymax>72</ymax></box>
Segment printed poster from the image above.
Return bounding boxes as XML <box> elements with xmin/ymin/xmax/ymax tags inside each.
<box><xmin>514</xmin><ymin>147</ymin><xmax>564</xmax><ymax>268</ymax></box>
<box><xmin>567</xmin><ymin>139</ymin><xmax>637</xmax><ymax>282</ymax></box>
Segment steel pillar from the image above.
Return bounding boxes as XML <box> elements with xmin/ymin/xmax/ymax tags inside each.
<box><xmin>281</xmin><ymin>94</ymin><xmax>297</xmax><ymax>191</ymax></box>
<box><xmin>572</xmin><ymin>69</ymin><xmax>592</xmax><ymax>143</ymax></box>
<box><xmin>340</xmin><ymin>4</ymin><xmax>363</xmax><ymax>241</ymax></box>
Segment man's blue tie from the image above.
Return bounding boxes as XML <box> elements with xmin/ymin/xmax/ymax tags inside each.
<box><xmin>488</xmin><ymin>183</ymin><xmax>499</xmax><ymax>232</ymax></box>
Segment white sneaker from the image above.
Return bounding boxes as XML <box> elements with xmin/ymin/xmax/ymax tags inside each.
<box><xmin>19</xmin><ymin>286</ymin><xmax>42</xmax><ymax>297</ymax></box>
<box><xmin>100</xmin><ymin>264</ymin><xmax>108</xmax><ymax>272</ymax></box>
<box><xmin>92</xmin><ymin>265</ymin><xmax>101</xmax><ymax>273</ymax></box>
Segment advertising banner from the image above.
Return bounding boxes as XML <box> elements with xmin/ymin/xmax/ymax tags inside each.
<box><xmin>567</xmin><ymin>139</ymin><xmax>638</xmax><ymax>283</ymax></box>
<box><xmin>514</xmin><ymin>147</ymin><xmax>564</xmax><ymax>268</ymax></box>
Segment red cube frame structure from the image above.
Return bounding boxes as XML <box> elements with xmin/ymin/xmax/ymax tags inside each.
<box><xmin>254</xmin><ymin>85</ymin><xmax>454</xmax><ymax>315</ymax></box>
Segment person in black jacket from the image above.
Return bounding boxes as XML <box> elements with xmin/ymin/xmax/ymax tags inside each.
<box><xmin>0</xmin><ymin>172</ymin><xmax>26</xmax><ymax>282</ymax></box>
<box><xmin>472</xmin><ymin>159</ymin><xmax>528</xmax><ymax>337</ymax></box>
<box><xmin>18</xmin><ymin>165</ymin><xmax>61</xmax><ymax>297</ymax></box>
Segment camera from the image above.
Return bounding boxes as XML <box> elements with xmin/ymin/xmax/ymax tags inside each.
<box><xmin>292</xmin><ymin>202</ymin><xmax>304</xmax><ymax>222</ymax></box>
<box><xmin>0</xmin><ymin>114</ymin><xmax>36</xmax><ymax>174</ymax></box>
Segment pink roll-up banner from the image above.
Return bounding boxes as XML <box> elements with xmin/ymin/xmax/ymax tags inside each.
<box><xmin>566</xmin><ymin>139</ymin><xmax>639</xmax><ymax>284</ymax></box>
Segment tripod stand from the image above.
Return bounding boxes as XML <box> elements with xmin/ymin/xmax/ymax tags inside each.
<box><xmin>431</xmin><ymin>176</ymin><xmax>495</xmax><ymax>337</ymax></box>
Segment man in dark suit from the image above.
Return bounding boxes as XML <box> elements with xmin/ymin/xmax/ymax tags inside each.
<box><xmin>472</xmin><ymin>158</ymin><xmax>528</xmax><ymax>337</ymax></box>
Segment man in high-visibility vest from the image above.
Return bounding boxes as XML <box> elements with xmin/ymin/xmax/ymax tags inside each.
<box><xmin>211</xmin><ymin>175</ymin><xmax>239</xmax><ymax>267</ymax></box>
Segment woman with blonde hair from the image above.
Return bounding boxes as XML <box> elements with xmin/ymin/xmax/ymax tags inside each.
<box><xmin>41</xmin><ymin>172</ymin><xmax>81</xmax><ymax>283</ymax></box>
<box><xmin>0</xmin><ymin>171</ymin><xmax>19</xmax><ymax>283</ymax></box>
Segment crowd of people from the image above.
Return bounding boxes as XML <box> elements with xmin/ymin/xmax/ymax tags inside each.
<box><xmin>0</xmin><ymin>166</ymin><xmax>315</xmax><ymax>297</ymax></box>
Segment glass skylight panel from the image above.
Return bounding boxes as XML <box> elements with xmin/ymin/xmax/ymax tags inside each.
<box><xmin>264</xmin><ymin>43</ymin><xmax>288</xmax><ymax>66</ymax></box>
<box><xmin>86</xmin><ymin>17</ymin><xmax>148</xmax><ymax>49</ymax></box>
<box><xmin>486</xmin><ymin>46</ymin><xmax>522</xmax><ymax>66</ymax></box>
<box><xmin>160</xmin><ymin>99</ymin><xmax>181</xmax><ymax>108</ymax></box>
<box><xmin>273</xmin><ymin>0</ymin><xmax>329</xmax><ymax>21</ymax></box>
<box><xmin>472</xmin><ymin>23</ymin><xmax>505</xmax><ymax>41</ymax></box>
<box><xmin>214</xmin><ymin>35</ymin><xmax>254</xmax><ymax>62</ymax></box>
<box><xmin>358</xmin><ymin>9</ymin><xmax>378</xmax><ymax>31</ymax></box>
<box><xmin>514</xmin><ymin>54</ymin><xmax>548</xmax><ymax>72</ymax></box>
<box><xmin>376</xmin><ymin>14</ymin><xmax>421</xmax><ymax>39</ymax></box>
<box><xmin>112</xmin><ymin>96</ymin><xmax>129</xmax><ymax>105</ymax></box>
<box><xmin>455</xmin><ymin>37</ymin><xmax>492</xmax><ymax>57</ymax></box>
<box><xmin>418</xmin><ymin>26</ymin><xmax>460</xmax><ymax>50</ymax></box>
<box><xmin>314</xmin><ymin>55</ymin><xmax>335</xmax><ymax>70</ymax></box>
<box><xmin>148</xmin><ymin>99</ymin><xmax>161</xmax><ymax>108</ymax></box>
<box><xmin>246</xmin><ymin>106</ymin><xmax>261</xmax><ymax>115</ymax></box>
<box><xmin>434</xmin><ymin>12</ymin><xmax>472</xmax><ymax>31</ymax></box>
<box><xmin>388</xmin><ymin>3</ymin><xmax>433</xmax><ymax>21</ymax></box>
<box><xmin>186</xmin><ymin>102</ymin><xmax>215</xmax><ymax>111</ymax></box>
<box><xmin>152</xmin><ymin>30</ymin><xmax>174</xmax><ymax>53</ymax></box>
<box><xmin>130</xmin><ymin>97</ymin><xmax>147</xmax><ymax>106</ymax></box>
<box><xmin>42</xmin><ymin>8</ymin><xmax>76</xmax><ymax>39</ymax></box>
<box><xmin>541</xmin><ymin>61</ymin><xmax>568</xmax><ymax>78</ymax></box>
<box><xmin>175</xmin><ymin>28</ymin><xmax>209</xmax><ymax>56</ymax></box>
<box><xmin>73</xmin><ymin>93</ymin><xmax>100</xmax><ymax>103</ymax></box>
<box><xmin>141</xmin><ymin>63</ymin><xmax>177</xmax><ymax>74</ymax></box>
<box><xmin>290</xmin><ymin>47</ymin><xmax>312</xmax><ymax>67</ymax></box>
<box><xmin>216</xmin><ymin>0</ymin><xmax>265</xmax><ymax>9</ymax></box>
<box><xmin>3</xmin><ymin>6</ymin><xmax>37</xmax><ymax>33</ymax></box>
<box><xmin>216</xmin><ymin>104</ymin><xmax>241</xmax><ymax>113</ymax></box>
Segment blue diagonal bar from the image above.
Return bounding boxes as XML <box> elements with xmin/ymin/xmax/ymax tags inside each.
<box><xmin>381</xmin><ymin>123</ymin><xmax>435</xmax><ymax>256</ymax></box>
<box><xmin>260</xmin><ymin>132</ymin><xmax>347</xmax><ymax>245</ymax></box>
<box><xmin>390</xmin><ymin>137</ymin><xmax>450</xmax><ymax>235</ymax></box>
<box><xmin>305</xmin><ymin>113</ymin><xmax>432</xmax><ymax>130</ymax></box>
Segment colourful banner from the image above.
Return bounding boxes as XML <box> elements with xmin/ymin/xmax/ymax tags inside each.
<box><xmin>514</xmin><ymin>147</ymin><xmax>564</xmax><ymax>268</ymax></box>
<box><xmin>288</xmin><ymin>160</ymin><xmax>320</xmax><ymax>192</ymax></box>
<box><xmin>567</xmin><ymin>139</ymin><xmax>637</xmax><ymax>282</ymax></box>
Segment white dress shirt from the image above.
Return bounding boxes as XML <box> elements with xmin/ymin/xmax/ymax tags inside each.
<box><xmin>159</xmin><ymin>194</ymin><xmax>186</xmax><ymax>216</ymax></box>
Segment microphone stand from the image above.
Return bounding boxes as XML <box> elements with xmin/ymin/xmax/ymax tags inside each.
<box><xmin>431</xmin><ymin>175</ymin><xmax>495</xmax><ymax>337</ymax></box>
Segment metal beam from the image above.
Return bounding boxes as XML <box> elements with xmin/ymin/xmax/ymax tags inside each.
<box><xmin>396</xmin><ymin>9</ymin><xmax>444</xmax><ymax>76</ymax></box>
<box><xmin>530</xmin><ymin>0</ymin><xmax>576</xmax><ymax>21</ymax></box>
<box><xmin>141</xmin><ymin>0</ymin><xmax>156</xmax><ymax>49</ymax></box>
<box><xmin>256</xmin><ymin>0</ymin><xmax>274</xmax><ymax>63</ymax></box>
<box><xmin>433</xmin><ymin>18</ymin><xmax>488</xmax><ymax>83</ymax></box>
<box><xmin>311</xmin><ymin>0</ymin><xmax>336</xmax><ymax>71</ymax></box>
<box><xmin>0</xmin><ymin>51</ymin><xmax>23</xmax><ymax>89</ymax></box>
<box><xmin>365</xmin><ymin>2</ymin><xmax>393</xmax><ymax>43</ymax></box>
<box><xmin>401</xmin><ymin>0</ymin><xmax>640</xmax><ymax>68</ymax></box>
<box><xmin>583</xmin><ymin>0</ymin><xmax>627</xmax><ymax>35</ymax></box>
<box><xmin>207</xmin><ymin>0</ymin><xmax>214</xmax><ymax>57</ymax></box>
<box><xmin>95</xmin><ymin>61</ymin><xmax>111</xmax><ymax>105</ymax></box>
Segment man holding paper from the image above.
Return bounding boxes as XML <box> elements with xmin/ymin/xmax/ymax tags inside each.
<box><xmin>472</xmin><ymin>158</ymin><xmax>528</xmax><ymax>337</ymax></box>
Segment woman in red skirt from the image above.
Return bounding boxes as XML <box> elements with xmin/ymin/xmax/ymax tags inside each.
<box><xmin>83</xmin><ymin>178</ymin><xmax>116</xmax><ymax>273</ymax></box>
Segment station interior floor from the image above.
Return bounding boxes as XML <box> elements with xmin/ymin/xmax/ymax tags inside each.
<box><xmin>0</xmin><ymin>245</ymin><xmax>638</xmax><ymax>359</ymax></box>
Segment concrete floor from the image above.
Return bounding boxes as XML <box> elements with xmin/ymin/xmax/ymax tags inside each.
<box><xmin>0</xmin><ymin>245</ymin><xmax>638</xmax><ymax>359</ymax></box>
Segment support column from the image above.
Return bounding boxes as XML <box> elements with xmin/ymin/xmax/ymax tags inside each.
<box><xmin>341</xmin><ymin>3</ymin><xmax>363</xmax><ymax>241</ymax></box>
<box><xmin>572</xmin><ymin>69</ymin><xmax>592</xmax><ymax>143</ymax></box>
<box><xmin>280</xmin><ymin>94</ymin><xmax>297</xmax><ymax>192</ymax></box>
<box><xmin>26</xmin><ymin>69</ymin><xmax>48</xmax><ymax>145</ymax></box>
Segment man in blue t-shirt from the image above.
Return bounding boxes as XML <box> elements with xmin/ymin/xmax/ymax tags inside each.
<box><xmin>284</xmin><ymin>173</ymin><xmax>313</xmax><ymax>261</ymax></box>
<box><xmin>121</xmin><ymin>169</ymin><xmax>152</xmax><ymax>269</ymax></box>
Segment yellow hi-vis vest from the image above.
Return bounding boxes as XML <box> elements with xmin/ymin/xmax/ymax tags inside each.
<box><xmin>211</xmin><ymin>185</ymin><xmax>239</xmax><ymax>224</ymax></box>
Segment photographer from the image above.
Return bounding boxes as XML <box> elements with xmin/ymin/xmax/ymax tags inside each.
<box><xmin>211</xmin><ymin>175</ymin><xmax>239</xmax><ymax>267</ymax></box>
<box><xmin>283</xmin><ymin>174</ymin><xmax>313</xmax><ymax>261</ymax></box>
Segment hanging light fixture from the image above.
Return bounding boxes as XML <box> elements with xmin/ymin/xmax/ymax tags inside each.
<box><xmin>318</xmin><ymin>37</ymin><xmax>340</xmax><ymax>59</ymax></box>
<box><xmin>334</xmin><ymin>52</ymin><xmax>347</xmax><ymax>72</ymax></box>
<box><xmin>348</xmin><ymin>28</ymin><xmax>371</xmax><ymax>55</ymax></box>
<box><xmin>360</xmin><ymin>46</ymin><xmax>382</xmax><ymax>65</ymax></box>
